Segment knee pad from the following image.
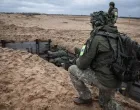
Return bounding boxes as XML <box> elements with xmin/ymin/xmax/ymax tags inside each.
<box><xmin>68</xmin><ymin>65</ymin><xmax>77</xmax><ymax>73</ymax></box>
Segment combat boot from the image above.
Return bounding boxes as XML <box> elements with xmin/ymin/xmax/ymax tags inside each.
<box><xmin>73</xmin><ymin>97</ymin><xmax>93</xmax><ymax>106</ymax></box>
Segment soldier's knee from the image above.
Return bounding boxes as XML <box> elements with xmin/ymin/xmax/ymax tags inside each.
<box><xmin>68</xmin><ymin>65</ymin><xmax>77</xmax><ymax>75</ymax></box>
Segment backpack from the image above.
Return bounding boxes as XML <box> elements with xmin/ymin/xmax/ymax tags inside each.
<box><xmin>97</xmin><ymin>31</ymin><xmax>140</xmax><ymax>82</ymax></box>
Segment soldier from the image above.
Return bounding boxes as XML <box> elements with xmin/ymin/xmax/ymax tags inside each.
<box><xmin>48</xmin><ymin>49</ymin><xmax>68</xmax><ymax>66</ymax></box>
<box><xmin>108</xmin><ymin>2</ymin><xmax>118</xmax><ymax>24</ymax></box>
<box><xmin>68</xmin><ymin>11</ymin><xmax>123</xmax><ymax>110</ymax></box>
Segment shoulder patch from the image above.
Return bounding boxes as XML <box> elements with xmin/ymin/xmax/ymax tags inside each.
<box><xmin>115</xmin><ymin>12</ymin><xmax>118</xmax><ymax>16</ymax></box>
<box><xmin>80</xmin><ymin>45</ymin><xmax>86</xmax><ymax>56</ymax></box>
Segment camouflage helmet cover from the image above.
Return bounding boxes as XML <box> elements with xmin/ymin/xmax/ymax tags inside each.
<box><xmin>90</xmin><ymin>11</ymin><xmax>111</xmax><ymax>27</ymax></box>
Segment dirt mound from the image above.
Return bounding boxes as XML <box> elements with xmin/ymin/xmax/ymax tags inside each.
<box><xmin>0</xmin><ymin>20</ymin><xmax>88</xmax><ymax>53</ymax></box>
<box><xmin>0</xmin><ymin>47</ymin><xmax>73</xmax><ymax>110</ymax></box>
<box><xmin>0</xmin><ymin>47</ymin><xmax>100</xmax><ymax>110</ymax></box>
<box><xmin>0</xmin><ymin>47</ymin><xmax>140</xmax><ymax>110</ymax></box>
<box><xmin>0</xmin><ymin>20</ymin><xmax>47</xmax><ymax>41</ymax></box>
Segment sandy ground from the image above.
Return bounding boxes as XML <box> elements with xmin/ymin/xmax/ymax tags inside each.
<box><xmin>0</xmin><ymin>14</ymin><xmax>140</xmax><ymax>110</ymax></box>
<box><xmin>1</xmin><ymin>14</ymin><xmax>140</xmax><ymax>52</ymax></box>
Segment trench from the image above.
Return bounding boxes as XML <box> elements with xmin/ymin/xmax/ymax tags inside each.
<box><xmin>0</xmin><ymin>39</ymin><xmax>76</xmax><ymax>70</ymax></box>
<box><xmin>0</xmin><ymin>39</ymin><xmax>140</xmax><ymax>103</ymax></box>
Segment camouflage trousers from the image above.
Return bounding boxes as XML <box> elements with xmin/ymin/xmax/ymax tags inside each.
<box><xmin>48</xmin><ymin>50</ymin><xmax>67</xmax><ymax>57</ymax></box>
<box><xmin>68</xmin><ymin>65</ymin><xmax>123</xmax><ymax>110</ymax></box>
<box><xmin>50</xmin><ymin>57</ymin><xmax>68</xmax><ymax>64</ymax></box>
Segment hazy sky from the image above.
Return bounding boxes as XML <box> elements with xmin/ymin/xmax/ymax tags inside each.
<box><xmin>0</xmin><ymin>0</ymin><xmax>140</xmax><ymax>17</ymax></box>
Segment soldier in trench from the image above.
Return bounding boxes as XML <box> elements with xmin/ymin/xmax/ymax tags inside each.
<box><xmin>48</xmin><ymin>47</ymin><xmax>81</xmax><ymax>69</ymax></box>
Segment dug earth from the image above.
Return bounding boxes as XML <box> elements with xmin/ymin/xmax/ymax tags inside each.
<box><xmin>0</xmin><ymin>14</ymin><xmax>140</xmax><ymax>110</ymax></box>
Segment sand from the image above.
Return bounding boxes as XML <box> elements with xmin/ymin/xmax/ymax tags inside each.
<box><xmin>0</xmin><ymin>14</ymin><xmax>140</xmax><ymax>110</ymax></box>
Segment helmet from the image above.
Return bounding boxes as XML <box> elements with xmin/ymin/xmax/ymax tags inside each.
<box><xmin>90</xmin><ymin>11</ymin><xmax>111</xmax><ymax>27</ymax></box>
<box><xmin>109</xmin><ymin>2</ymin><xmax>115</xmax><ymax>7</ymax></box>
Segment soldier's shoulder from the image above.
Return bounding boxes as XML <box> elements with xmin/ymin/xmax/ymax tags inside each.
<box><xmin>90</xmin><ymin>30</ymin><xmax>106</xmax><ymax>42</ymax></box>
<box><xmin>113</xmin><ymin>8</ymin><xmax>118</xmax><ymax>12</ymax></box>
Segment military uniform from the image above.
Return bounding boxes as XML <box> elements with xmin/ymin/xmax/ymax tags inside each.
<box><xmin>48</xmin><ymin>50</ymin><xmax>67</xmax><ymax>58</ymax></box>
<box><xmin>108</xmin><ymin>2</ymin><xmax>118</xmax><ymax>24</ymax></box>
<box><xmin>68</xmin><ymin>11</ymin><xmax>123</xmax><ymax>110</ymax></box>
<box><xmin>48</xmin><ymin>50</ymin><xmax>68</xmax><ymax>66</ymax></box>
<box><xmin>48</xmin><ymin>47</ymin><xmax>81</xmax><ymax>67</ymax></box>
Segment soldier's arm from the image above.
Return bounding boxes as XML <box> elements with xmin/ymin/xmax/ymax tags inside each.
<box><xmin>76</xmin><ymin>36</ymin><xmax>98</xmax><ymax>70</ymax></box>
<box><xmin>114</xmin><ymin>15</ymin><xmax>118</xmax><ymax>23</ymax></box>
<box><xmin>113</xmin><ymin>8</ymin><xmax>118</xmax><ymax>23</ymax></box>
